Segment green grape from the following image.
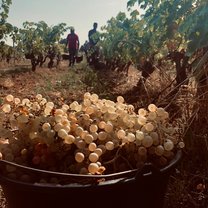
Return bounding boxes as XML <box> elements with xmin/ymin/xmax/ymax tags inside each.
<box><xmin>105</xmin><ymin>141</ymin><xmax>114</xmax><ymax>151</ymax></box>
<box><xmin>6</xmin><ymin>94</ymin><xmax>14</xmax><ymax>102</ymax></box>
<box><xmin>138</xmin><ymin>108</ymin><xmax>147</xmax><ymax>116</ymax></box>
<box><xmin>76</xmin><ymin>139</ymin><xmax>86</xmax><ymax>149</ymax></box>
<box><xmin>84</xmin><ymin>134</ymin><xmax>94</xmax><ymax>144</ymax></box>
<box><xmin>147</xmin><ymin>112</ymin><xmax>157</xmax><ymax>120</ymax></box>
<box><xmin>55</xmin><ymin>109</ymin><xmax>64</xmax><ymax>116</ymax></box>
<box><xmin>89</xmin><ymin>152</ymin><xmax>99</xmax><ymax>162</ymax></box>
<box><xmin>178</xmin><ymin>141</ymin><xmax>185</xmax><ymax>148</ymax></box>
<box><xmin>46</xmin><ymin>102</ymin><xmax>55</xmax><ymax>109</ymax></box>
<box><xmin>54</xmin><ymin>115</ymin><xmax>62</xmax><ymax>123</ymax></box>
<box><xmin>117</xmin><ymin>96</ymin><xmax>125</xmax><ymax>103</ymax></box>
<box><xmin>107</xmin><ymin>106</ymin><xmax>116</xmax><ymax>114</ymax></box>
<box><xmin>84</xmin><ymin>92</ymin><xmax>91</xmax><ymax>99</ymax></box>
<box><xmin>144</xmin><ymin>122</ymin><xmax>154</xmax><ymax>132</ymax></box>
<box><xmin>94</xmin><ymin>147</ymin><xmax>103</xmax><ymax>156</ymax></box>
<box><xmin>137</xmin><ymin>115</ymin><xmax>147</xmax><ymax>126</ymax></box>
<box><xmin>58</xmin><ymin>129</ymin><xmax>68</xmax><ymax>139</ymax></box>
<box><xmin>42</xmin><ymin>123</ymin><xmax>51</xmax><ymax>131</ymax></box>
<box><xmin>104</xmin><ymin>122</ymin><xmax>113</xmax><ymax>133</ymax></box>
<box><xmin>62</xmin><ymin>104</ymin><xmax>69</xmax><ymax>112</ymax></box>
<box><xmin>32</xmin><ymin>102</ymin><xmax>41</xmax><ymax>111</ymax></box>
<box><xmin>80</xmin><ymin>130</ymin><xmax>88</xmax><ymax>140</ymax></box>
<box><xmin>91</xmin><ymin>93</ymin><xmax>99</xmax><ymax>103</ymax></box>
<box><xmin>117</xmin><ymin>129</ymin><xmax>126</xmax><ymax>139</ymax></box>
<box><xmin>21</xmin><ymin>148</ymin><xmax>28</xmax><ymax>156</ymax></box>
<box><xmin>148</xmin><ymin>104</ymin><xmax>157</xmax><ymax>112</ymax></box>
<box><xmin>155</xmin><ymin>145</ymin><xmax>164</xmax><ymax>156</ymax></box>
<box><xmin>75</xmin><ymin>126</ymin><xmax>84</xmax><ymax>136</ymax></box>
<box><xmin>62</xmin><ymin>125</ymin><xmax>71</xmax><ymax>133</ymax></box>
<box><xmin>91</xmin><ymin>132</ymin><xmax>98</xmax><ymax>140</ymax></box>
<box><xmin>98</xmin><ymin>131</ymin><xmax>108</xmax><ymax>141</ymax></box>
<box><xmin>89</xmin><ymin>124</ymin><xmax>98</xmax><ymax>133</ymax></box>
<box><xmin>156</xmin><ymin>107</ymin><xmax>166</xmax><ymax>117</ymax></box>
<box><xmin>101</xmin><ymin>105</ymin><xmax>108</xmax><ymax>113</ymax></box>
<box><xmin>54</xmin><ymin>123</ymin><xmax>63</xmax><ymax>132</ymax></box>
<box><xmin>142</xmin><ymin>136</ymin><xmax>153</xmax><ymax>148</ymax></box>
<box><xmin>127</xmin><ymin>104</ymin><xmax>134</xmax><ymax>113</ymax></box>
<box><xmin>83</xmin><ymin>99</ymin><xmax>91</xmax><ymax>107</ymax></box>
<box><xmin>135</xmin><ymin>130</ymin><xmax>144</xmax><ymax>141</ymax></box>
<box><xmin>164</xmin><ymin>140</ymin><xmax>174</xmax><ymax>151</ymax></box>
<box><xmin>64</xmin><ymin>135</ymin><xmax>75</xmax><ymax>144</ymax></box>
<box><xmin>36</xmin><ymin>94</ymin><xmax>43</xmax><ymax>100</ymax></box>
<box><xmin>108</xmin><ymin>112</ymin><xmax>118</xmax><ymax>120</ymax></box>
<box><xmin>88</xmin><ymin>142</ymin><xmax>97</xmax><ymax>152</ymax></box>
<box><xmin>14</xmin><ymin>97</ymin><xmax>21</xmax><ymax>105</ymax></box>
<box><xmin>2</xmin><ymin>104</ymin><xmax>11</xmax><ymax>113</ymax></box>
<box><xmin>127</xmin><ymin>133</ymin><xmax>136</xmax><ymax>142</ymax></box>
<box><xmin>75</xmin><ymin>152</ymin><xmax>85</xmax><ymax>163</ymax></box>
<box><xmin>85</xmin><ymin>106</ymin><xmax>94</xmax><ymax>115</ymax></box>
<box><xmin>22</xmin><ymin>98</ymin><xmax>30</xmax><ymax>106</ymax></box>
<box><xmin>88</xmin><ymin>163</ymin><xmax>99</xmax><ymax>174</ymax></box>
<box><xmin>61</xmin><ymin>118</ymin><xmax>70</xmax><ymax>126</ymax></box>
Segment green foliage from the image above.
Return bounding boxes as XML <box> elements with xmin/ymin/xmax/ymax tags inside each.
<box><xmin>0</xmin><ymin>0</ymin><xmax>12</xmax><ymax>19</ymax></box>
<box><xmin>0</xmin><ymin>41</ymin><xmax>13</xmax><ymax>60</ymax></box>
<box><xmin>100</xmin><ymin>0</ymin><xmax>208</xmax><ymax>72</ymax></box>
<box><xmin>179</xmin><ymin>2</ymin><xmax>208</xmax><ymax>55</ymax></box>
<box><xmin>0</xmin><ymin>0</ymin><xmax>12</xmax><ymax>60</ymax></box>
<box><xmin>18</xmin><ymin>21</ymin><xmax>68</xmax><ymax>56</ymax></box>
<box><xmin>14</xmin><ymin>21</ymin><xmax>69</xmax><ymax>70</ymax></box>
<box><xmin>127</xmin><ymin>0</ymin><xmax>208</xmax><ymax>55</ymax></box>
<box><xmin>100</xmin><ymin>12</ymin><xmax>141</xmax><ymax>65</ymax></box>
<box><xmin>0</xmin><ymin>0</ymin><xmax>12</xmax><ymax>40</ymax></box>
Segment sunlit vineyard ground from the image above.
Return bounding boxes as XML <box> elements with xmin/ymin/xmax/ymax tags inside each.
<box><xmin>0</xmin><ymin>58</ymin><xmax>207</xmax><ymax>208</ymax></box>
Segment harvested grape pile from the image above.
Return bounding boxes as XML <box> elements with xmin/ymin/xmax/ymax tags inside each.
<box><xmin>0</xmin><ymin>92</ymin><xmax>185</xmax><ymax>185</ymax></box>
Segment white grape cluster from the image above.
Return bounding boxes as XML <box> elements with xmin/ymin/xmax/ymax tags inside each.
<box><xmin>0</xmin><ymin>93</ymin><xmax>184</xmax><ymax>179</ymax></box>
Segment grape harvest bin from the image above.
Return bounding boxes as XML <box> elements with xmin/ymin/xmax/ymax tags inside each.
<box><xmin>0</xmin><ymin>150</ymin><xmax>182</xmax><ymax>208</ymax></box>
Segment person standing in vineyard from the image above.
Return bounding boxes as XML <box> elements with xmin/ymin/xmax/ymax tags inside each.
<box><xmin>87</xmin><ymin>22</ymin><xmax>100</xmax><ymax>65</ymax></box>
<box><xmin>88</xmin><ymin>22</ymin><xmax>99</xmax><ymax>47</ymax></box>
<box><xmin>66</xmin><ymin>27</ymin><xmax>80</xmax><ymax>67</ymax></box>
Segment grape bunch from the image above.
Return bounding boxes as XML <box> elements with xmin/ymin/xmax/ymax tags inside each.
<box><xmin>0</xmin><ymin>93</ymin><xmax>184</xmax><ymax>183</ymax></box>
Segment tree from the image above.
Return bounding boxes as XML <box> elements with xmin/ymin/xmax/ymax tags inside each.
<box><xmin>0</xmin><ymin>0</ymin><xmax>12</xmax><ymax>40</ymax></box>
<box><xmin>0</xmin><ymin>0</ymin><xmax>13</xmax><ymax>64</ymax></box>
<box><xmin>17</xmin><ymin>21</ymin><xmax>68</xmax><ymax>71</ymax></box>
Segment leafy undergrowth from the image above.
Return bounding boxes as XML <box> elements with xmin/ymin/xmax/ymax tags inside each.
<box><xmin>0</xmin><ymin>60</ymin><xmax>207</xmax><ymax>208</ymax></box>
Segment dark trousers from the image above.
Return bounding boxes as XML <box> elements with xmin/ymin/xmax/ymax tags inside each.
<box><xmin>68</xmin><ymin>48</ymin><xmax>77</xmax><ymax>66</ymax></box>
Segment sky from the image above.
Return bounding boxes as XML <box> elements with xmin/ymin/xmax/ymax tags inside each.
<box><xmin>6</xmin><ymin>0</ymin><xmax>131</xmax><ymax>45</ymax></box>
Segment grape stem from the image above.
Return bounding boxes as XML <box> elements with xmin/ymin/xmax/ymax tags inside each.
<box><xmin>103</xmin><ymin>146</ymin><xmax>134</xmax><ymax>171</ymax></box>
<box><xmin>103</xmin><ymin>147</ymin><xmax>121</xmax><ymax>165</ymax></box>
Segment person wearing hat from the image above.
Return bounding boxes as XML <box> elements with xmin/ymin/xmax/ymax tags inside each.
<box><xmin>66</xmin><ymin>27</ymin><xmax>80</xmax><ymax>66</ymax></box>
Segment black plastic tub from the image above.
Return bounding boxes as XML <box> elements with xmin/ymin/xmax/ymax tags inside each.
<box><xmin>0</xmin><ymin>150</ymin><xmax>182</xmax><ymax>208</ymax></box>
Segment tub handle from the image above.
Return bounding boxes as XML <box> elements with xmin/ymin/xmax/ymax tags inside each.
<box><xmin>135</xmin><ymin>163</ymin><xmax>160</xmax><ymax>181</ymax></box>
